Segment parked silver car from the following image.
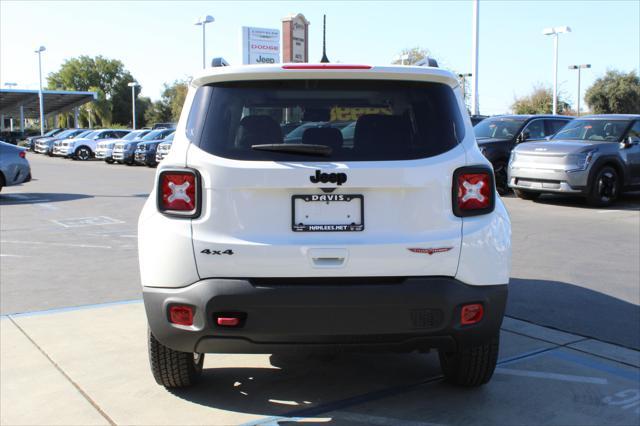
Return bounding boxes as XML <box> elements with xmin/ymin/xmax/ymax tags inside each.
<box><xmin>155</xmin><ymin>137</ymin><xmax>173</xmax><ymax>163</ymax></box>
<box><xmin>96</xmin><ymin>129</ymin><xmax>151</xmax><ymax>164</ymax></box>
<box><xmin>112</xmin><ymin>128</ymin><xmax>173</xmax><ymax>165</ymax></box>
<box><xmin>0</xmin><ymin>141</ymin><xmax>31</xmax><ymax>191</ymax></box>
<box><xmin>508</xmin><ymin>114</ymin><xmax>640</xmax><ymax>206</ymax></box>
<box><xmin>51</xmin><ymin>130</ymin><xmax>93</xmax><ymax>156</ymax></box>
<box><xmin>34</xmin><ymin>128</ymin><xmax>86</xmax><ymax>155</ymax></box>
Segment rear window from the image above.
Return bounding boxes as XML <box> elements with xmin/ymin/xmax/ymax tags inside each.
<box><xmin>190</xmin><ymin>80</ymin><xmax>464</xmax><ymax>161</ymax></box>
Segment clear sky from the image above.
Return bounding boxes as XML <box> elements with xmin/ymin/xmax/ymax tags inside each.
<box><xmin>1</xmin><ymin>0</ymin><xmax>638</xmax><ymax>115</ymax></box>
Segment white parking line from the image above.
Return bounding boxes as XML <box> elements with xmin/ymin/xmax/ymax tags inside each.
<box><xmin>1</xmin><ymin>240</ymin><xmax>112</xmax><ymax>249</ymax></box>
<box><xmin>52</xmin><ymin>216</ymin><xmax>124</xmax><ymax>228</ymax></box>
<box><xmin>37</xmin><ymin>203</ymin><xmax>59</xmax><ymax>211</ymax></box>
<box><xmin>495</xmin><ymin>367</ymin><xmax>608</xmax><ymax>384</ymax></box>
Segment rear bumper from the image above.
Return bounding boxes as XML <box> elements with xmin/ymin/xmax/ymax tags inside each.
<box><xmin>143</xmin><ymin>277</ymin><xmax>507</xmax><ymax>354</ymax></box>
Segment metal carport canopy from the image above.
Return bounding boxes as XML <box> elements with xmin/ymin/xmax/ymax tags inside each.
<box><xmin>0</xmin><ymin>89</ymin><xmax>97</xmax><ymax>119</ymax></box>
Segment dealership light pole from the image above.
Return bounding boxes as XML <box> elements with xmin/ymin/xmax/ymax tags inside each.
<box><xmin>470</xmin><ymin>0</ymin><xmax>480</xmax><ymax>115</ymax></box>
<box><xmin>568</xmin><ymin>64</ymin><xmax>591</xmax><ymax>116</ymax></box>
<box><xmin>543</xmin><ymin>26</ymin><xmax>571</xmax><ymax>115</ymax></box>
<box><xmin>128</xmin><ymin>81</ymin><xmax>140</xmax><ymax>129</ymax></box>
<box><xmin>195</xmin><ymin>15</ymin><xmax>215</xmax><ymax>69</ymax></box>
<box><xmin>35</xmin><ymin>46</ymin><xmax>46</xmax><ymax>135</ymax></box>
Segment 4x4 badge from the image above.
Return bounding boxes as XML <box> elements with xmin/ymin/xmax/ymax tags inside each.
<box><xmin>310</xmin><ymin>170</ymin><xmax>347</xmax><ymax>186</ymax></box>
<box><xmin>408</xmin><ymin>247</ymin><xmax>453</xmax><ymax>255</ymax></box>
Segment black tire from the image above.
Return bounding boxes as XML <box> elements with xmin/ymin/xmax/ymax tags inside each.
<box><xmin>438</xmin><ymin>334</ymin><xmax>500</xmax><ymax>387</ymax></box>
<box><xmin>493</xmin><ymin>160</ymin><xmax>509</xmax><ymax>196</ymax></box>
<box><xmin>75</xmin><ymin>146</ymin><xmax>92</xmax><ymax>161</ymax></box>
<box><xmin>513</xmin><ymin>189</ymin><xmax>540</xmax><ymax>200</ymax></box>
<box><xmin>105</xmin><ymin>158</ymin><xmax>114</xmax><ymax>164</ymax></box>
<box><xmin>0</xmin><ymin>173</ymin><xmax>5</xmax><ymax>192</ymax></box>
<box><xmin>148</xmin><ymin>330</ymin><xmax>204</xmax><ymax>388</ymax></box>
<box><xmin>587</xmin><ymin>166</ymin><xmax>619</xmax><ymax>207</ymax></box>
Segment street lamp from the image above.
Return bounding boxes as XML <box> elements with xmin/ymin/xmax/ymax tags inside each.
<box><xmin>542</xmin><ymin>26</ymin><xmax>571</xmax><ymax>115</ymax></box>
<box><xmin>128</xmin><ymin>82</ymin><xmax>140</xmax><ymax>130</ymax></box>
<box><xmin>35</xmin><ymin>45</ymin><xmax>46</xmax><ymax>135</ymax></box>
<box><xmin>568</xmin><ymin>64</ymin><xmax>591</xmax><ymax>116</ymax></box>
<box><xmin>194</xmin><ymin>15</ymin><xmax>215</xmax><ymax>69</ymax></box>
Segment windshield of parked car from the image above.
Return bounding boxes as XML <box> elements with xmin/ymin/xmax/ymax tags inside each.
<box><xmin>43</xmin><ymin>129</ymin><xmax>60</xmax><ymax>137</ymax></box>
<box><xmin>142</xmin><ymin>129</ymin><xmax>172</xmax><ymax>141</ymax></box>
<box><xmin>552</xmin><ymin>119</ymin><xmax>631</xmax><ymax>142</ymax></box>
<box><xmin>163</xmin><ymin>132</ymin><xmax>175</xmax><ymax>142</ymax></box>
<box><xmin>74</xmin><ymin>130</ymin><xmax>92</xmax><ymax>138</ymax></box>
<box><xmin>191</xmin><ymin>80</ymin><xmax>465</xmax><ymax>161</ymax></box>
<box><xmin>474</xmin><ymin>117</ymin><xmax>526</xmax><ymax>139</ymax></box>
<box><xmin>82</xmin><ymin>131</ymin><xmax>100</xmax><ymax>139</ymax></box>
<box><xmin>123</xmin><ymin>131</ymin><xmax>146</xmax><ymax>141</ymax></box>
<box><xmin>54</xmin><ymin>129</ymin><xmax>76</xmax><ymax>139</ymax></box>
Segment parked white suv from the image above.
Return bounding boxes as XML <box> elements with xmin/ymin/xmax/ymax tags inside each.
<box><xmin>139</xmin><ymin>64</ymin><xmax>511</xmax><ymax>389</ymax></box>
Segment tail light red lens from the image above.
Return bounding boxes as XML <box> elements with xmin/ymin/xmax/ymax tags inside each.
<box><xmin>19</xmin><ymin>150</ymin><xmax>26</xmax><ymax>159</ymax></box>
<box><xmin>169</xmin><ymin>305</ymin><xmax>194</xmax><ymax>326</ymax></box>
<box><xmin>452</xmin><ymin>167</ymin><xmax>495</xmax><ymax>217</ymax></box>
<box><xmin>157</xmin><ymin>169</ymin><xmax>201</xmax><ymax>218</ymax></box>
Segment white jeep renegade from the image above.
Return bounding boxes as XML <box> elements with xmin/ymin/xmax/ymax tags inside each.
<box><xmin>139</xmin><ymin>63</ymin><xmax>511</xmax><ymax>389</ymax></box>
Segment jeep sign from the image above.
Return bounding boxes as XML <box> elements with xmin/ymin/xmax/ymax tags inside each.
<box><xmin>242</xmin><ymin>27</ymin><xmax>280</xmax><ymax>65</ymax></box>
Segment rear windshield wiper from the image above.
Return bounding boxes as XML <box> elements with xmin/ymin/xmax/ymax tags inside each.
<box><xmin>251</xmin><ymin>143</ymin><xmax>332</xmax><ymax>156</ymax></box>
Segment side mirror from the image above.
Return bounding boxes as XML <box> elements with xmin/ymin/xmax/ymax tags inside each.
<box><xmin>517</xmin><ymin>131</ymin><xmax>530</xmax><ymax>143</ymax></box>
<box><xmin>621</xmin><ymin>136</ymin><xmax>640</xmax><ymax>148</ymax></box>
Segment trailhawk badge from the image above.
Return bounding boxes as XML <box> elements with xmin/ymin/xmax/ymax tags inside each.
<box><xmin>310</xmin><ymin>170</ymin><xmax>347</xmax><ymax>185</ymax></box>
<box><xmin>408</xmin><ymin>247</ymin><xmax>454</xmax><ymax>255</ymax></box>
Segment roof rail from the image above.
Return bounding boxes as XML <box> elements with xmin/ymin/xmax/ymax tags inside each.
<box><xmin>414</xmin><ymin>57</ymin><xmax>439</xmax><ymax>68</ymax></box>
<box><xmin>211</xmin><ymin>57</ymin><xmax>229</xmax><ymax>67</ymax></box>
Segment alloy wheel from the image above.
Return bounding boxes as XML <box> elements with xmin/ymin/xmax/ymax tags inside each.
<box><xmin>597</xmin><ymin>171</ymin><xmax>617</xmax><ymax>203</ymax></box>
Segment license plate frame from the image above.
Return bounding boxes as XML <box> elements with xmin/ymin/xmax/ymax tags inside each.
<box><xmin>291</xmin><ymin>194</ymin><xmax>364</xmax><ymax>232</ymax></box>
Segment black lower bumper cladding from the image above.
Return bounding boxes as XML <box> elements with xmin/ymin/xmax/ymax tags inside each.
<box><xmin>144</xmin><ymin>277</ymin><xmax>507</xmax><ymax>354</ymax></box>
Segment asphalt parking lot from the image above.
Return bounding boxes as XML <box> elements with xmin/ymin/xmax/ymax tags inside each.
<box><xmin>1</xmin><ymin>154</ymin><xmax>639</xmax><ymax>425</ymax></box>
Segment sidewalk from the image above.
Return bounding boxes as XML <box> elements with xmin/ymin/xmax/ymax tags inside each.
<box><xmin>2</xmin><ymin>301</ymin><xmax>639</xmax><ymax>426</ymax></box>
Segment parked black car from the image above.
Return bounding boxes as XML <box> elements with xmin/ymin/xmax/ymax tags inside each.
<box><xmin>474</xmin><ymin>115</ymin><xmax>573</xmax><ymax>194</ymax></box>
<box><xmin>134</xmin><ymin>132</ymin><xmax>174</xmax><ymax>167</ymax></box>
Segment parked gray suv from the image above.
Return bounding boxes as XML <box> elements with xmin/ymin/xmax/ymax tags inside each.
<box><xmin>508</xmin><ymin>114</ymin><xmax>640</xmax><ymax>206</ymax></box>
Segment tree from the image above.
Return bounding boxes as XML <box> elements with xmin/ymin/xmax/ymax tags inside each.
<box><xmin>47</xmin><ymin>55</ymin><xmax>138</xmax><ymax>127</ymax></box>
<box><xmin>512</xmin><ymin>85</ymin><xmax>571</xmax><ymax>114</ymax></box>
<box><xmin>392</xmin><ymin>47</ymin><xmax>472</xmax><ymax>111</ymax></box>
<box><xmin>392</xmin><ymin>47</ymin><xmax>431</xmax><ymax>65</ymax></box>
<box><xmin>144</xmin><ymin>80</ymin><xmax>189</xmax><ymax>125</ymax></box>
<box><xmin>585</xmin><ymin>70</ymin><xmax>640</xmax><ymax>114</ymax></box>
